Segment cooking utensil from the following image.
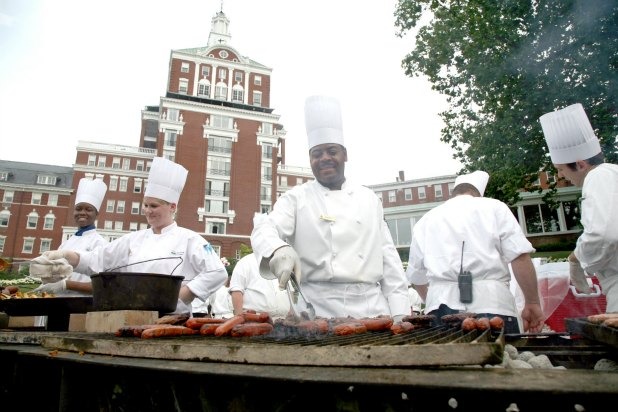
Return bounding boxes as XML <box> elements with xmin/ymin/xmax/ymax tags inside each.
<box><xmin>286</xmin><ymin>274</ymin><xmax>316</xmax><ymax>320</ymax></box>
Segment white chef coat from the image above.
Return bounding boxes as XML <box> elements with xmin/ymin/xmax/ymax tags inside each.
<box><xmin>251</xmin><ymin>180</ymin><xmax>410</xmax><ymax>319</ymax></box>
<box><xmin>228</xmin><ymin>254</ymin><xmax>289</xmax><ymax>319</ymax></box>
<box><xmin>76</xmin><ymin>222</ymin><xmax>227</xmax><ymax>302</ymax></box>
<box><xmin>575</xmin><ymin>163</ymin><xmax>618</xmax><ymax>312</ymax></box>
<box><xmin>58</xmin><ymin>229</ymin><xmax>108</xmax><ymax>296</ymax></box>
<box><xmin>407</xmin><ymin>194</ymin><xmax>535</xmax><ymax>317</ymax></box>
<box><xmin>208</xmin><ymin>285</ymin><xmax>234</xmax><ymax>319</ymax></box>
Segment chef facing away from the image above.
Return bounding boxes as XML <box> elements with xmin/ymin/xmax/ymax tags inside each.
<box><xmin>250</xmin><ymin>95</ymin><xmax>411</xmax><ymax>321</ymax></box>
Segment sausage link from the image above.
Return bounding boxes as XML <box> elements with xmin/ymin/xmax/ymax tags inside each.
<box><xmin>230</xmin><ymin>322</ymin><xmax>274</xmax><ymax>337</ymax></box>
<box><xmin>214</xmin><ymin>315</ymin><xmax>245</xmax><ymax>337</ymax></box>
<box><xmin>185</xmin><ymin>317</ymin><xmax>226</xmax><ymax>330</ymax></box>
<box><xmin>333</xmin><ymin>322</ymin><xmax>368</xmax><ymax>336</ymax></box>
<box><xmin>390</xmin><ymin>321</ymin><xmax>415</xmax><ymax>335</ymax></box>
<box><xmin>199</xmin><ymin>323</ymin><xmax>220</xmax><ymax>336</ymax></box>
<box><xmin>141</xmin><ymin>325</ymin><xmax>197</xmax><ymax>339</ymax></box>
<box><xmin>357</xmin><ymin>317</ymin><xmax>394</xmax><ymax>331</ymax></box>
<box><xmin>243</xmin><ymin>312</ymin><xmax>272</xmax><ymax>324</ymax></box>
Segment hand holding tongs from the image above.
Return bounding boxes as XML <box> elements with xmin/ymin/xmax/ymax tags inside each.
<box><xmin>286</xmin><ymin>273</ymin><xmax>316</xmax><ymax>320</ymax></box>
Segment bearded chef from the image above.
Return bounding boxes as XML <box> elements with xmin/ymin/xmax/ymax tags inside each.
<box><xmin>44</xmin><ymin>157</ymin><xmax>228</xmax><ymax>315</ymax></box>
<box><xmin>250</xmin><ymin>95</ymin><xmax>410</xmax><ymax>321</ymax></box>
<box><xmin>406</xmin><ymin>171</ymin><xmax>545</xmax><ymax>333</ymax></box>
<box><xmin>540</xmin><ymin>103</ymin><xmax>618</xmax><ymax>313</ymax></box>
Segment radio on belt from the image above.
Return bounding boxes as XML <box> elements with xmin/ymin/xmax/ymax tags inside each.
<box><xmin>458</xmin><ymin>241</ymin><xmax>473</xmax><ymax>304</ymax></box>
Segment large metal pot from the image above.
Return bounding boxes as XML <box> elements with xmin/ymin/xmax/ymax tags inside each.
<box><xmin>91</xmin><ymin>272</ymin><xmax>184</xmax><ymax>312</ymax></box>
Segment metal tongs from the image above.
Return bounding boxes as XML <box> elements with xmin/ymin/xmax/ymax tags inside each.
<box><xmin>286</xmin><ymin>274</ymin><xmax>316</xmax><ymax>321</ymax></box>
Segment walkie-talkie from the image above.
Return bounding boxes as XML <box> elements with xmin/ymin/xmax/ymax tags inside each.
<box><xmin>458</xmin><ymin>241</ymin><xmax>473</xmax><ymax>303</ymax></box>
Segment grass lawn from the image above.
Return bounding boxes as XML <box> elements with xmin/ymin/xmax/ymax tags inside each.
<box><xmin>532</xmin><ymin>251</ymin><xmax>570</xmax><ymax>261</ymax></box>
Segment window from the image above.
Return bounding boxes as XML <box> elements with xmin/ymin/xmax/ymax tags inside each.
<box><xmin>254</xmin><ymin>75</ymin><xmax>262</xmax><ymax>86</ymax></box>
<box><xmin>279</xmin><ymin>176</ymin><xmax>287</xmax><ymax>187</ymax></box>
<box><xmin>262</xmin><ymin>164</ymin><xmax>272</xmax><ymax>181</ymax></box>
<box><xmin>167</xmin><ymin>108</ymin><xmax>180</xmax><ymax>122</ymax></box>
<box><xmin>0</xmin><ymin>210</ymin><xmax>10</xmax><ymax>227</ymax></box>
<box><xmin>37</xmin><ymin>175</ymin><xmax>57</xmax><ymax>185</ymax></box>
<box><xmin>388</xmin><ymin>190</ymin><xmax>397</xmax><ymax>202</ymax></box>
<box><xmin>133</xmin><ymin>178</ymin><xmax>142</xmax><ymax>193</ymax></box>
<box><xmin>97</xmin><ymin>156</ymin><xmax>106</xmax><ymax>168</ymax></box>
<box><xmin>116</xmin><ymin>200</ymin><xmax>125</xmax><ymax>213</ymax></box>
<box><xmin>178</xmin><ymin>78</ymin><xmax>188</xmax><ymax>94</ymax></box>
<box><xmin>234</xmin><ymin>71</ymin><xmax>243</xmax><ymax>82</ymax></box>
<box><xmin>253</xmin><ymin>91</ymin><xmax>262</xmax><ymax>106</ymax></box>
<box><xmin>260</xmin><ymin>205</ymin><xmax>271</xmax><ymax>214</ymax></box>
<box><xmin>119</xmin><ymin>177</ymin><xmax>128</xmax><ymax>192</ymax></box>
<box><xmin>562</xmin><ymin>200</ymin><xmax>582</xmax><ymax>231</ymax></box>
<box><xmin>0</xmin><ymin>236</ymin><xmax>5</xmax><ymax>253</ymax></box>
<box><xmin>47</xmin><ymin>194</ymin><xmax>58</xmax><ymax>206</ymax></box>
<box><xmin>88</xmin><ymin>154</ymin><xmax>96</xmax><ymax>166</ymax></box>
<box><xmin>31</xmin><ymin>192</ymin><xmax>42</xmax><ymax>205</ymax></box>
<box><xmin>27</xmin><ymin>211</ymin><xmax>38</xmax><ymax>229</ymax></box>
<box><xmin>210</xmin><ymin>115</ymin><xmax>233</xmax><ymax>129</ymax></box>
<box><xmin>2</xmin><ymin>190</ymin><xmax>13</xmax><ymax>203</ymax></box>
<box><xmin>523</xmin><ymin>204</ymin><xmax>560</xmax><ymax>234</ymax></box>
<box><xmin>448</xmin><ymin>182</ymin><xmax>455</xmax><ymax>196</ymax></box>
<box><xmin>130</xmin><ymin>222</ymin><xmax>138</xmax><ymax>231</ymax></box>
<box><xmin>114</xmin><ymin>221</ymin><xmax>123</xmax><ymax>230</ymax></box>
<box><xmin>261</xmin><ymin>123</ymin><xmax>273</xmax><ymax>135</ymax></box>
<box><xmin>39</xmin><ymin>239</ymin><xmax>52</xmax><ymax>254</ymax></box>
<box><xmin>106</xmin><ymin>200</ymin><xmax>115</xmax><ymax>213</ymax></box>
<box><xmin>136</xmin><ymin>160</ymin><xmax>144</xmax><ymax>171</ymax></box>
<box><xmin>262</xmin><ymin>143</ymin><xmax>273</xmax><ymax>159</ymax></box>
<box><xmin>386</xmin><ymin>218</ymin><xmax>412</xmax><ymax>247</ymax></box>
<box><xmin>122</xmin><ymin>158</ymin><xmax>130</xmax><ymax>170</ymax></box>
<box><xmin>201</xmin><ymin>66</ymin><xmax>210</xmax><ymax>77</ymax></box>
<box><xmin>434</xmin><ymin>184</ymin><xmax>443</xmax><ymax>198</ymax></box>
<box><xmin>104</xmin><ymin>221</ymin><xmax>113</xmax><ymax>230</ymax></box>
<box><xmin>140</xmin><ymin>223</ymin><xmax>148</xmax><ymax>230</ymax></box>
<box><xmin>112</xmin><ymin>157</ymin><xmax>121</xmax><ymax>169</ymax></box>
<box><xmin>231</xmin><ymin>85</ymin><xmax>244</xmax><ymax>102</ymax></box>
<box><xmin>206</xmin><ymin>180</ymin><xmax>230</xmax><ymax>197</ymax></box>
<box><xmin>109</xmin><ymin>176</ymin><xmax>118</xmax><ymax>191</ymax></box>
<box><xmin>198</xmin><ymin>79</ymin><xmax>211</xmax><ymax>97</ymax></box>
<box><xmin>261</xmin><ymin>185</ymin><xmax>271</xmax><ymax>201</ymax></box>
<box><xmin>146</xmin><ymin>161</ymin><xmax>152</xmax><ymax>172</ymax></box>
<box><xmin>181</xmin><ymin>62</ymin><xmax>190</xmax><ymax>73</ymax></box>
<box><xmin>546</xmin><ymin>171</ymin><xmax>556</xmax><ymax>184</ymax></box>
<box><xmin>206</xmin><ymin>199</ymin><xmax>228</xmax><ymax>214</ymax></box>
<box><xmin>404</xmin><ymin>188</ymin><xmax>412</xmax><ymax>201</ymax></box>
<box><xmin>164</xmin><ymin>130</ymin><xmax>177</xmax><ymax>147</ymax></box>
<box><xmin>131</xmin><ymin>202</ymin><xmax>140</xmax><ymax>214</ymax></box>
<box><xmin>418</xmin><ymin>186</ymin><xmax>426</xmax><ymax>200</ymax></box>
<box><xmin>0</xmin><ymin>172</ymin><xmax>7</xmax><ymax>181</ymax></box>
<box><xmin>214</xmin><ymin>82</ymin><xmax>227</xmax><ymax>99</ymax></box>
<box><xmin>208</xmin><ymin>136</ymin><xmax>233</xmax><ymax>154</ymax></box>
<box><xmin>208</xmin><ymin>221</ymin><xmax>225</xmax><ymax>234</ymax></box>
<box><xmin>44</xmin><ymin>213</ymin><xmax>55</xmax><ymax>230</ymax></box>
<box><xmin>22</xmin><ymin>238</ymin><xmax>35</xmax><ymax>254</ymax></box>
<box><xmin>218</xmin><ymin>68</ymin><xmax>227</xmax><ymax>80</ymax></box>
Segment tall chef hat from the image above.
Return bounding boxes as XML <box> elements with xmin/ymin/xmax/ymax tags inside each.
<box><xmin>454</xmin><ymin>170</ymin><xmax>490</xmax><ymax>197</ymax></box>
<box><xmin>304</xmin><ymin>95</ymin><xmax>345</xmax><ymax>150</ymax></box>
<box><xmin>539</xmin><ymin>103</ymin><xmax>601</xmax><ymax>164</ymax></box>
<box><xmin>75</xmin><ymin>178</ymin><xmax>107</xmax><ymax>212</ymax></box>
<box><xmin>144</xmin><ymin>157</ymin><xmax>188</xmax><ymax>204</ymax></box>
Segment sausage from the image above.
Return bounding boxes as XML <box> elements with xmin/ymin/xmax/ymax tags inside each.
<box><xmin>185</xmin><ymin>317</ymin><xmax>226</xmax><ymax>330</ymax></box>
<box><xmin>156</xmin><ymin>314</ymin><xmax>190</xmax><ymax>325</ymax></box>
<box><xmin>357</xmin><ymin>317</ymin><xmax>394</xmax><ymax>331</ymax></box>
<box><xmin>200</xmin><ymin>323</ymin><xmax>221</xmax><ymax>336</ymax></box>
<box><xmin>333</xmin><ymin>322</ymin><xmax>368</xmax><ymax>336</ymax></box>
<box><xmin>489</xmin><ymin>316</ymin><xmax>504</xmax><ymax>331</ymax></box>
<box><xmin>390</xmin><ymin>321</ymin><xmax>414</xmax><ymax>335</ymax></box>
<box><xmin>214</xmin><ymin>315</ymin><xmax>245</xmax><ymax>337</ymax></box>
<box><xmin>296</xmin><ymin>319</ymin><xmax>330</xmax><ymax>334</ymax></box>
<box><xmin>461</xmin><ymin>318</ymin><xmax>477</xmax><ymax>332</ymax></box>
<box><xmin>141</xmin><ymin>325</ymin><xmax>197</xmax><ymax>339</ymax></box>
<box><xmin>114</xmin><ymin>324</ymin><xmax>164</xmax><ymax>337</ymax></box>
<box><xmin>243</xmin><ymin>312</ymin><xmax>272</xmax><ymax>324</ymax></box>
<box><xmin>230</xmin><ymin>322</ymin><xmax>274</xmax><ymax>337</ymax></box>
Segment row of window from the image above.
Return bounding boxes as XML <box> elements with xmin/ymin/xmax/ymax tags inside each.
<box><xmin>180</xmin><ymin>61</ymin><xmax>262</xmax><ymax>86</ymax></box>
<box><xmin>2</xmin><ymin>191</ymin><xmax>59</xmax><ymax>206</ymax></box>
<box><xmin>87</xmin><ymin>155</ymin><xmax>152</xmax><ymax>172</ymax></box>
<box><xmin>180</xmin><ymin>77</ymin><xmax>263</xmax><ymax>106</ymax></box>
<box><xmin>380</xmin><ymin>183</ymin><xmax>454</xmax><ymax>203</ymax></box>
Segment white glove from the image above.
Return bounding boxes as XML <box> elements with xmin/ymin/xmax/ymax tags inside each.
<box><xmin>30</xmin><ymin>255</ymin><xmax>73</xmax><ymax>283</ymax></box>
<box><xmin>569</xmin><ymin>259</ymin><xmax>592</xmax><ymax>294</ymax></box>
<box><xmin>43</xmin><ymin>250</ymin><xmax>66</xmax><ymax>260</ymax></box>
<box><xmin>269</xmin><ymin>246</ymin><xmax>302</xmax><ymax>290</ymax></box>
<box><xmin>33</xmin><ymin>279</ymin><xmax>67</xmax><ymax>294</ymax></box>
<box><xmin>173</xmin><ymin>299</ymin><xmax>192</xmax><ymax>315</ymax></box>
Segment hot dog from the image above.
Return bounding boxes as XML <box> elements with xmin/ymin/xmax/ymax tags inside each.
<box><xmin>333</xmin><ymin>322</ymin><xmax>368</xmax><ymax>336</ymax></box>
<box><xmin>390</xmin><ymin>321</ymin><xmax>414</xmax><ymax>335</ymax></box>
<box><xmin>214</xmin><ymin>315</ymin><xmax>245</xmax><ymax>337</ymax></box>
<box><xmin>141</xmin><ymin>325</ymin><xmax>197</xmax><ymax>339</ymax></box>
<box><xmin>230</xmin><ymin>322</ymin><xmax>274</xmax><ymax>337</ymax></box>
<box><xmin>243</xmin><ymin>311</ymin><xmax>272</xmax><ymax>324</ymax></box>
<box><xmin>200</xmin><ymin>323</ymin><xmax>221</xmax><ymax>336</ymax></box>
<box><xmin>185</xmin><ymin>317</ymin><xmax>226</xmax><ymax>330</ymax></box>
<box><xmin>357</xmin><ymin>317</ymin><xmax>394</xmax><ymax>331</ymax></box>
<box><xmin>114</xmin><ymin>324</ymin><xmax>165</xmax><ymax>337</ymax></box>
<box><xmin>156</xmin><ymin>313</ymin><xmax>190</xmax><ymax>325</ymax></box>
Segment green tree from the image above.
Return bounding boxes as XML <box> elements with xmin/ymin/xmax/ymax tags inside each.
<box><xmin>395</xmin><ymin>0</ymin><xmax>617</xmax><ymax>205</ymax></box>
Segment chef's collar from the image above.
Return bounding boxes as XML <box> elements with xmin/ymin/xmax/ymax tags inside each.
<box><xmin>153</xmin><ymin>221</ymin><xmax>178</xmax><ymax>235</ymax></box>
<box><xmin>75</xmin><ymin>224</ymin><xmax>96</xmax><ymax>236</ymax></box>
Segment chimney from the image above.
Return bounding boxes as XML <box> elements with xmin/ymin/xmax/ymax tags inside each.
<box><xmin>398</xmin><ymin>171</ymin><xmax>405</xmax><ymax>182</ymax></box>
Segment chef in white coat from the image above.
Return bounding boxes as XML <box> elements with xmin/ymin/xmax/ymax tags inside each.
<box><xmin>34</xmin><ymin>177</ymin><xmax>109</xmax><ymax>296</ymax></box>
<box><xmin>45</xmin><ymin>157</ymin><xmax>228</xmax><ymax>315</ymax></box>
<box><xmin>406</xmin><ymin>171</ymin><xmax>544</xmax><ymax>333</ymax></box>
<box><xmin>251</xmin><ymin>95</ymin><xmax>410</xmax><ymax>321</ymax></box>
<box><xmin>540</xmin><ymin>103</ymin><xmax>618</xmax><ymax>313</ymax></box>
<box><xmin>229</xmin><ymin>253</ymin><xmax>290</xmax><ymax>320</ymax></box>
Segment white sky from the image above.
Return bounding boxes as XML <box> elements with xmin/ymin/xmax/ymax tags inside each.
<box><xmin>0</xmin><ymin>0</ymin><xmax>462</xmax><ymax>186</ymax></box>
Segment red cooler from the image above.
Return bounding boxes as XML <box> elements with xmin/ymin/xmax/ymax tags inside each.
<box><xmin>544</xmin><ymin>277</ymin><xmax>607</xmax><ymax>332</ymax></box>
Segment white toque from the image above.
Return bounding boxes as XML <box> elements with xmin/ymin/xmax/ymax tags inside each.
<box><xmin>454</xmin><ymin>171</ymin><xmax>490</xmax><ymax>196</ymax></box>
<box><xmin>144</xmin><ymin>157</ymin><xmax>188</xmax><ymax>204</ymax></box>
<box><xmin>304</xmin><ymin>95</ymin><xmax>345</xmax><ymax>150</ymax></box>
<box><xmin>539</xmin><ymin>103</ymin><xmax>601</xmax><ymax>164</ymax></box>
<box><xmin>75</xmin><ymin>178</ymin><xmax>107</xmax><ymax>211</ymax></box>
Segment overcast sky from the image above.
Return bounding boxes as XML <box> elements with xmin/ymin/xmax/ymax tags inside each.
<box><xmin>0</xmin><ymin>0</ymin><xmax>462</xmax><ymax>186</ymax></box>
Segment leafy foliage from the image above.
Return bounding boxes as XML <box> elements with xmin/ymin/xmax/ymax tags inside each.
<box><xmin>395</xmin><ymin>0</ymin><xmax>617</xmax><ymax>205</ymax></box>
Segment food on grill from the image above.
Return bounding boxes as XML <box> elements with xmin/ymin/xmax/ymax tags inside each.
<box><xmin>357</xmin><ymin>317</ymin><xmax>393</xmax><ymax>331</ymax></box>
<box><xmin>115</xmin><ymin>324</ymin><xmax>162</xmax><ymax>337</ymax></box>
<box><xmin>587</xmin><ymin>313</ymin><xmax>618</xmax><ymax>324</ymax></box>
<box><xmin>441</xmin><ymin>312</ymin><xmax>476</xmax><ymax>324</ymax></box>
<box><xmin>185</xmin><ymin>317</ymin><xmax>225</xmax><ymax>330</ymax></box>
<box><xmin>214</xmin><ymin>314</ymin><xmax>245</xmax><ymax>336</ymax></box>
<box><xmin>230</xmin><ymin>322</ymin><xmax>274</xmax><ymax>337</ymax></box>
<box><xmin>141</xmin><ymin>325</ymin><xmax>197</xmax><ymax>339</ymax></box>
<box><xmin>390</xmin><ymin>321</ymin><xmax>414</xmax><ymax>334</ymax></box>
<box><xmin>333</xmin><ymin>322</ymin><xmax>368</xmax><ymax>336</ymax></box>
<box><xmin>200</xmin><ymin>323</ymin><xmax>221</xmax><ymax>336</ymax></box>
<box><xmin>489</xmin><ymin>316</ymin><xmax>504</xmax><ymax>331</ymax></box>
<box><xmin>402</xmin><ymin>314</ymin><xmax>436</xmax><ymax>326</ymax></box>
<box><xmin>602</xmin><ymin>318</ymin><xmax>618</xmax><ymax>328</ymax></box>
<box><xmin>461</xmin><ymin>318</ymin><xmax>477</xmax><ymax>332</ymax></box>
<box><xmin>1</xmin><ymin>290</ymin><xmax>55</xmax><ymax>299</ymax></box>
<box><xmin>475</xmin><ymin>317</ymin><xmax>490</xmax><ymax>331</ymax></box>
<box><xmin>295</xmin><ymin>319</ymin><xmax>330</xmax><ymax>334</ymax></box>
<box><xmin>156</xmin><ymin>313</ymin><xmax>190</xmax><ymax>325</ymax></box>
<box><xmin>243</xmin><ymin>311</ymin><xmax>272</xmax><ymax>324</ymax></box>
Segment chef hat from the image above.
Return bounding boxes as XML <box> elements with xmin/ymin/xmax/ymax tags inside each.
<box><xmin>144</xmin><ymin>157</ymin><xmax>188</xmax><ymax>204</ymax></box>
<box><xmin>75</xmin><ymin>178</ymin><xmax>107</xmax><ymax>211</ymax></box>
<box><xmin>539</xmin><ymin>103</ymin><xmax>601</xmax><ymax>164</ymax></box>
<box><xmin>454</xmin><ymin>171</ymin><xmax>490</xmax><ymax>197</ymax></box>
<box><xmin>304</xmin><ymin>95</ymin><xmax>345</xmax><ymax>150</ymax></box>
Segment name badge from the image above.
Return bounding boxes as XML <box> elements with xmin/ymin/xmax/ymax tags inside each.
<box><xmin>320</xmin><ymin>214</ymin><xmax>336</xmax><ymax>222</ymax></box>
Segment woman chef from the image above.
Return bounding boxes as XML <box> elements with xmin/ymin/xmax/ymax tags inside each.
<box><xmin>44</xmin><ymin>157</ymin><xmax>228</xmax><ymax>314</ymax></box>
<box><xmin>250</xmin><ymin>95</ymin><xmax>410</xmax><ymax>321</ymax></box>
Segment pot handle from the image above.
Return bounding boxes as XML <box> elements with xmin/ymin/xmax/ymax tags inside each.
<box><xmin>103</xmin><ymin>256</ymin><xmax>184</xmax><ymax>275</ymax></box>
